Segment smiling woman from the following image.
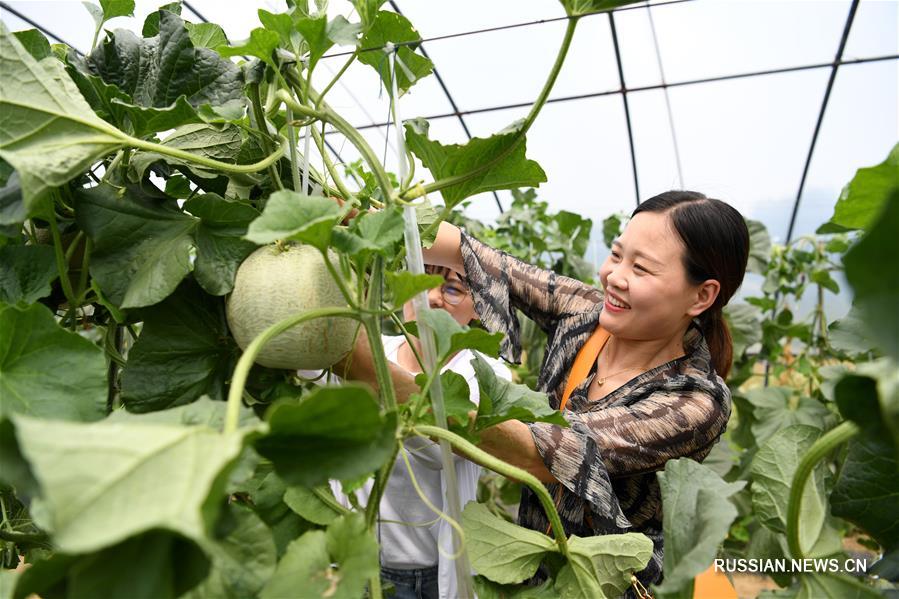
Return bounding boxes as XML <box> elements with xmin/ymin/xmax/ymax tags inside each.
<box><xmin>342</xmin><ymin>190</ymin><xmax>751</xmax><ymax>592</ymax></box>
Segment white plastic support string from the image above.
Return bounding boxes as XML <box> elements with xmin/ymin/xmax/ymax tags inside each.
<box><xmin>388</xmin><ymin>45</ymin><xmax>475</xmax><ymax>599</ymax></box>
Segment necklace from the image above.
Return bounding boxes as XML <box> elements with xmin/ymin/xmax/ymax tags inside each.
<box><xmin>595</xmin><ymin>365</ymin><xmax>648</xmax><ymax>387</ymax></box>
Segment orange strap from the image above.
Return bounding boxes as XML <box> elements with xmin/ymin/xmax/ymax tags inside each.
<box><xmin>559</xmin><ymin>325</ymin><xmax>611</xmax><ymax>412</ymax></box>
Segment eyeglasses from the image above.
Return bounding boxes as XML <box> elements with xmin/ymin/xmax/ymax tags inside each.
<box><xmin>438</xmin><ymin>281</ymin><xmax>470</xmax><ymax>306</ymax></box>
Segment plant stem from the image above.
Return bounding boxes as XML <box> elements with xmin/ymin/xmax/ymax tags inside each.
<box><xmin>310</xmin><ymin>126</ymin><xmax>354</xmax><ymax>200</ymax></box>
<box><xmin>316</xmin><ymin>53</ymin><xmax>356</xmax><ymax>109</ymax></box>
<box><xmin>285</xmin><ymin>105</ymin><xmax>302</xmax><ymax>192</ymax></box>
<box><xmin>48</xmin><ymin>206</ymin><xmax>78</xmax><ymax>312</ymax></box>
<box><xmin>414</xmin><ymin>425</ymin><xmax>569</xmax><ymax>556</ymax></box>
<box><xmin>401</xmin><ymin>17</ymin><xmax>579</xmax><ymax>202</ymax></box>
<box><xmin>319</xmin><ymin>249</ymin><xmax>358</xmax><ymax>309</ymax></box>
<box><xmin>786</xmin><ymin>420</ymin><xmax>859</xmax><ymax>558</ymax></box>
<box><xmin>311</xmin><ymin>487</ymin><xmax>351</xmax><ymax>517</ymax></box>
<box><xmin>106</xmin><ymin>324</ymin><xmax>124</xmax><ymax>412</ymax></box>
<box><xmin>127</xmin><ymin>136</ymin><xmax>285</xmax><ymax>175</ymax></box>
<box><xmin>0</xmin><ymin>529</ymin><xmax>49</xmax><ymax>545</ymax></box>
<box><xmin>362</xmin><ymin>258</ymin><xmax>397</xmax><ymax>411</ymax></box>
<box><xmin>223</xmin><ymin>307</ymin><xmax>361</xmax><ymax>434</ymax></box>
<box><xmin>77</xmin><ymin>238</ymin><xmax>93</xmax><ymax>302</ymax></box>
<box><xmin>248</xmin><ymin>82</ymin><xmax>284</xmax><ymax>190</ymax></box>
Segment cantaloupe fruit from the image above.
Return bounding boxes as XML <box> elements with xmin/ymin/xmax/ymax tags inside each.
<box><xmin>226</xmin><ymin>243</ymin><xmax>358</xmax><ymax>369</ymax></box>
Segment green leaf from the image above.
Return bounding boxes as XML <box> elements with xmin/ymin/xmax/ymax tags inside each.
<box><xmin>750</xmin><ymin>425</ymin><xmax>840</xmax><ymax>556</ymax></box>
<box><xmin>0</xmin><ymin>302</ymin><xmax>106</xmax><ymax>422</ymax></box>
<box><xmin>184</xmin><ymin>22</ymin><xmax>229</xmax><ymax>49</ymax></box>
<box><xmin>739</xmin><ymin>387</ymin><xmax>829</xmax><ymax>446</ymax></box>
<box><xmin>653</xmin><ymin>458</ymin><xmax>745</xmax><ymax>596</ymax></box>
<box><xmin>130</xmin><ymin>123</ymin><xmax>243</xmax><ymax>180</ymax></box>
<box><xmin>283</xmin><ymin>485</ymin><xmax>342</xmax><ymax>526</ymax></box>
<box><xmin>184</xmin><ymin>503</ymin><xmax>277</xmax><ymax>599</ymax></box>
<box><xmin>258</xmin><ymin>9</ymin><xmax>298</xmax><ymax>50</ymax></box>
<box><xmin>254</xmin><ymin>385</ymin><xmax>397</xmax><ymax>487</ymax></box>
<box><xmin>472</xmin><ymin>353</ymin><xmax>568</xmax><ymax>429</ymax></box>
<box><xmin>556</xmin><ymin>533</ymin><xmax>654</xmax><ymax>599</ymax></box>
<box><xmin>473</xmin><ymin>576</ymin><xmax>557</xmax><ymax>599</ymax></box>
<box><xmin>327</xmin><ymin>15</ymin><xmax>362</xmax><ymax>47</ymax></box>
<box><xmin>244</xmin><ymin>191</ymin><xmax>344</xmax><ymax>250</ymax></box>
<box><xmin>797</xmin><ymin>573</ymin><xmax>882</xmax><ymax>599</ymax></box>
<box><xmin>831</xmin><ymin>368</ymin><xmax>899</xmax><ymax>548</ymax></box>
<box><xmin>99</xmin><ymin>0</ymin><xmax>135</xmax><ymax>22</ymax></box>
<box><xmin>86</xmin><ymin>10</ymin><xmax>244</xmax><ymax>111</ymax></box>
<box><xmin>217</xmin><ymin>27</ymin><xmax>281</xmax><ymax>68</ymax></box>
<box><xmin>820</xmin><ymin>143</ymin><xmax>899</xmax><ymax>232</ymax></box>
<box><xmin>65</xmin><ymin>57</ymin><xmax>204</xmax><ymax>137</ymax></box>
<box><xmin>121</xmin><ymin>279</ymin><xmax>238</xmax><ymax>412</ymax></box>
<box><xmin>844</xmin><ymin>191</ymin><xmax>899</xmax><ymax>360</ymax></box>
<box><xmin>747</xmin><ymin>218</ymin><xmax>772</xmax><ymax>274</ymax></box>
<box><xmin>724</xmin><ymin>302</ymin><xmax>762</xmax><ymax>360</ymax></box>
<box><xmin>385</xmin><ymin>271</ymin><xmax>443</xmax><ymax>307</ymax></box>
<box><xmin>418</xmin><ymin>309</ymin><xmax>504</xmax><ymax>363</ymax></box>
<box><xmin>0</xmin><ymin>245</ymin><xmax>57</xmax><ymax>304</ymax></box>
<box><xmin>356</xmin><ymin>208</ymin><xmax>405</xmax><ymax>253</ymax></box>
<box><xmin>184</xmin><ymin>194</ymin><xmax>259</xmax><ymax>296</ymax></box>
<box><xmin>462</xmin><ymin>502</ymin><xmax>557</xmax><ymax>584</ymax></box>
<box><xmin>75</xmin><ymin>184</ymin><xmax>195</xmax><ymax>308</ymax></box>
<box><xmin>827</xmin><ymin>306</ymin><xmax>874</xmax><ymax>357</ymax></box>
<box><xmin>13</xmin><ymin>530</ymin><xmax>210</xmax><ymax>599</ymax></box>
<box><xmin>0</xmin><ymin>169</ymin><xmax>25</xmax><ymax>226</ymax></box>
<box><xmin>12</xmin><ymin>29</ymin><xmax>51</xmax><ymax>60</ymax></box>
<box><xmin>106</xmin><ymin>395</ymin><xmax>255</xmax><ymax>429</ymax></box>
<box><xmin>405</xmin><ymin>117</ymin><xmax>547</xmax><ymax>206</ymax></box>
<box><xmin>559</xmin><ymin>0</ymin><xmax>646</xmax><ymax>17</ymax></box>
<box><xmin>9</xmin><ymin>413</ymin><xmax>249</xmax><ymax>553</ymax></box>
<box><xmin>141</xmin><ymin>2</ymin><xmax>182</xmax><ymax>37</ymax></box>
<box><xmin>438</xmin><ymin>370</ymin><xmax>478</xmax><ymax>425</ymax></box>
<box><xmin>260</xmin><ymin>513</ymin><xmax>379</xmax><ymax>599</ymax></box>
<box><xmin>357</xmin><ymin>11</ymin><xmax>433</xmax><ymax>95</ymax></box>
<box><xmin>295</xmin><ymin>14</ymin><xmax>332</xmax><ymax>70</ymax></box>
<box><xmin>0</xmin><ymin>24</ymin><xmax>126</xmax><ymax>216</ymax></box>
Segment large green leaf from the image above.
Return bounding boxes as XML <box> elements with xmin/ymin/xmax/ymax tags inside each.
<box><xmin>739</xmin><ymin>387</ymin><xmax>829</xmax><ymax>446</ymax></box>
<box><xmin>0</xmin><ymin>168</ymin><xmax>25</xmax><ymax>227</ymax></box>
<box><xmin>844</xmin><ymin>192</ymin><xmax>899</xmax><ymax>361</ymax></box>
<box><xmin>750</xmin><ymin>425</ymin><xmax>840</xmax><ymax>556</ymax></box>
<box><xmin>260</xmin><ymin>513</ymin><xmax>379</xmax><ymax>599</ymax></box>
<box><xmin>254</xmin><ymin>385</ymin><xmax>397</xmax><ymax>487</ymax></box>
<box><xmin>217</xmin><ymin>28</ymin><xmax>281</xmax><ymax>68</ymax></box>
<box><xmin>357</xmin><ymin>11</ymin><xmax>433</xmax><ymax>95</ymax></box>
<box><xmin>0</xmin><ymin>302</ymin><xmax>106</xmax><ymax>422</ymax></box>
<box><xmin>796</xmin><ymin>573</ymin><xmax>882</xmax><ymax>598</ymax></box>
<box><xmin>461</xmin><ymin>502</ymin><xmax>557</xmax><ymax>584</ymax></box>
<box><xmin>653</xmin><ymin>458</ymin><xmax>745</xmax><ymax>596</ymax></box>
<box><xmin>405</xmin><ymin>117</ymin><xmax>547</xmax><ymax>206</ymax></box>
<box><xmin>472</xmin><ymin>353</ymin><xmax>568</xmax><ymax>430</ymax></box>
<box><xmin>555</xmin><ymin>533</ymin><xmax>654</xmax><ymax>599</ymax></box>
<box><xmin>0</xmin><ymin>245</ymin><xmax>57</xmax><ymax>304</ymax></box>
<box><xmin>827</xmin><ymin>306</ymin><xmax>874</xmax><ymax>357</ymax></box>
<box><xmin>0</xmin><ymin>23</ymin><xmax>126</xmax><ymax>216</ymax></box>
<box><xmin>473</xmin><ymin>577</ymin><xmax>557</xmax><ymax>599</ymax></box>
<box><xmin>416</xmin><ymin>309</ymin><xmax>504</xmax><ymax>364</ymax></box>
<box><xmin>85</xmin><ymin>10</ymin><xmax>244</xmax><ymax>112</ymax></box>
<box><xmin>12</xmin><ymin>530</ymin><xmax>210</xmax><ymax>599</ymax></box>
<box><xmin>184</xmin><ymin>503</ymin><xmax>277</xmax><ymax>599</ymax></box>
<box><xmin>75</xmin><ymin>184</ymin><xmax>194</xmax><ymax>308</ymax></box>
<box><xmin>831</xmin><ymin>371</ymin><xmax>899</xmax><ymax>550</ymax></box>
<box><xmin>244</xmin><ymin>191</ymin><xmax>344</xmax><ymax>251</ymax></box>
<box><xmin>385</xmin><ymin>271</ymin><xmax>443</xmax><ymax>307</ymax></box>
<box><xmin>121</xmin><ymin>279</ymin><xmax>238</xmax><ymax>413</ymax></box>
<box><xmin>76</xmin><ymin>185</ymin><xmax>256</xmax><ymax>308</ymax></box>
<box><xmin>746</xmin><ymin>218</ymin><xmax>772</xmax><ymax>274</ymax></box>
<box><xmin>10</xmin><ymin>413</ymin><xmax>249</xmax><ymax>553</ymax></box>
<box><xmin>820</xmin><ymin>143</ymin><xmax>899</xmax><ymax>232</ymax></box>
<box><xmin>283</xmin><ymin>485</ymin><xmax>343</xmax><ymax>526</ymax></box>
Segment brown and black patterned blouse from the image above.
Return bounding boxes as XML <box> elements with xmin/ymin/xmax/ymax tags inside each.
<box><xmin>458</xmin><ymin>232</ymin><xmax>732</xmax><ymax>592</ymax></box>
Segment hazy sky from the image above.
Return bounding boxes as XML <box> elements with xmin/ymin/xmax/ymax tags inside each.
<box><xmin>4</xmin><ymin>0</ymin><xmax>897</xmax><ymax>311</ymax></box>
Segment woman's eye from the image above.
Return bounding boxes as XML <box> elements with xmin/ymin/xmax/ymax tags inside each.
<box><xmin>610</xmin><ymin>252</ymin><xmax>621</xmax><ymax>260</ymax></box>
<box><xmin>634</xmin><ymin>263</ymin><xmax>647</xmax><ymax>272</ymax></box>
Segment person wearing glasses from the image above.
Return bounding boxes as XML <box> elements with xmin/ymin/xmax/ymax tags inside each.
<box><xmin>310</xmin><ymin>265</ymin><xmax>511</xmax><ymax>599</ymax></box>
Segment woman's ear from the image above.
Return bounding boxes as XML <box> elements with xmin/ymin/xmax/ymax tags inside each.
<box><xmin>687</xmin><ymin>279</ymin><xmax>721</xmax><ymax>317</ymax></box>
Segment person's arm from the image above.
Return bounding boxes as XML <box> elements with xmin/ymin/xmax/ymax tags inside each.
<box><xmin>422</xmin><ymin>221</ymin><xmax>465</xmax><ymax>275</ymax></box>
<box><xmin>333</xmin><ymin>327</ymin><xmax>420</xmax><ymax>403</ymax></box>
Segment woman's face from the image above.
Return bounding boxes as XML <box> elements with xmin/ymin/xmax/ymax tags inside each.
<box><xmin>403</xmin><ymin>270</ymin><xmax>477</xmax><ymax>326</ymax></box>
<box><xmin>598</xmin><ymin>211</ymin><xmax>718</xmax><ymax>341</ymax></box>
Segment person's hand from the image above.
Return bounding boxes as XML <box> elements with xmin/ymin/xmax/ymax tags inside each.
<box><xmin>332</xmin><ymin>325</ymin><xmax>371</xmax><ymax>382</ymax></box>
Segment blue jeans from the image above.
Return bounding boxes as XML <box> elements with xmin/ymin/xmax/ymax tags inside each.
<box><xmin>381</xmin><ymin>565</ymin><xmax>439</xmax><ymax>599</ymax></box>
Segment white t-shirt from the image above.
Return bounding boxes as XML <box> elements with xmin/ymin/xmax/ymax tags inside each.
<box><xmin>310</xmin><ymin>335</ymin><xmax>511</xmax><ymax>599</ymax></box>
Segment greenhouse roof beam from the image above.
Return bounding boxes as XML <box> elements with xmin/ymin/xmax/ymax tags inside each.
<box><xmin>350</xmin><ymin>53</ymin><xmax>898</xmax><ymax>131</ymax></box>
<box><xmin>608</xmin><ymin>11</ymin><xmax>641</xmax><ymax>207</ymax></box>
<box><xmin>785</xmin><ymin>0</ymin><xmax>860</xmax><ymax>243</ymax></box>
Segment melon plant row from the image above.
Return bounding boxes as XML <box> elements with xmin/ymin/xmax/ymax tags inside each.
<box><xmin>0</xmin><ymin>0</ymin><xmax>897</xmax><ymax>597</ymax></box>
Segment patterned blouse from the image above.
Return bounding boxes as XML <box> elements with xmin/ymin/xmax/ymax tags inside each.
<box><xmin>458</xmin><ymin>232</ymin><xmax>732</xmax><ymax>591</ymax></box>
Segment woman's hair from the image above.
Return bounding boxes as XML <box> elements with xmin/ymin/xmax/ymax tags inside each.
<box><xmin>632</xmin><ymin>191</ymin><xmax>750</xmax><ymax>378</ymax></box>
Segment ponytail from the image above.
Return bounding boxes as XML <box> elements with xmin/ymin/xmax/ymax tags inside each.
<box><xmin>699</xmin><ymin>308</ymin><xmax>733</xmax><ymax>378</ymax></box>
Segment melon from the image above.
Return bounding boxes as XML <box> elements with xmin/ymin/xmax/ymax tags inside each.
<box><xmin>226</xmin><ymin>243</ymin><xmax>358</xmax><ymax>370</ymax></box>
